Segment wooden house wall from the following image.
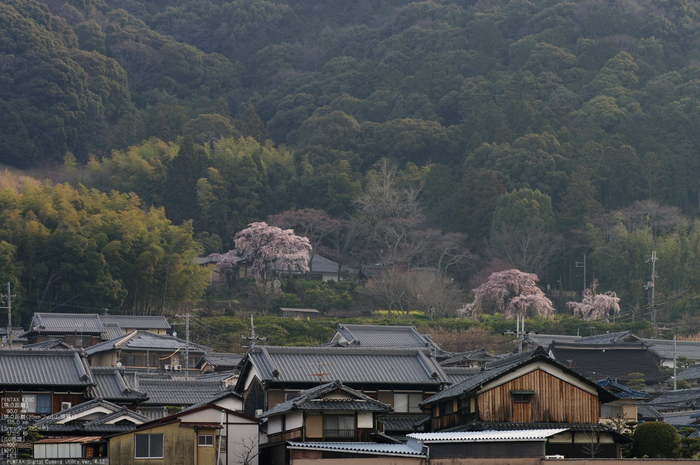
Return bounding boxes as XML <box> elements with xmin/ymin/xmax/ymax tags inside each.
<box><xmin>478</xmin><ymin>369</ymin><xmax>600</xmax><ymax>423</ymax></box>
<box><xmin>109</xmin><ymin>421</ymin><xmax>218</xmax><ymax>465</ymax></box>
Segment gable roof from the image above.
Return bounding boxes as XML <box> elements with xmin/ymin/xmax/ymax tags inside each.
<box><xmin>196</xmin><ymin>352</ymin><xmax>244</xmax><ymax>370</ymax></box>
<box><xmin>440</xmin><ymin>349</ymin><xmax>501</xmax><ymax>367</ymax></box>
<box><xmin>443</xmin><ymin>366</ymin><xmax>480</xmax><ymax>385</ymax></box>
<box><xmin>327</xmin><ymin>324</ymin><xmax>441</xmax><ymax>352</ymax></box>
<box><xmin>28</xmin><ymin>313</ymin><xmax>170</xmax><ymax>339</ymax></box>
<box><xmin>260</xmin><ymin>380</ymin><xmax>392</xmax><ymax>418</ymax></box>
<box><xmin>0</xmin><ymin>327</ymin><xmax>28</xmax><ymax>343</ymax></box>
<box><xmin>181</xmin><ymin>386</ymin><xmax>243</xmax><ymax>412</ymax></box>
<box><xmin>675</xmin><ymin>364</ymin><xmax>700</xmax><ymax>382</ymax></box>
<box><xmin>421</xmin><ymin>347</ymin><xmax>617</xmax><ymax>407</ymax></box>
<box><xmin>239</xmin><ymin>346</ymin><xmax>448</xmax><ymax>388</ymax></box>
<box><xmin>84</xmin><ymin>330</ymin><xmax>211</xmax><ymax>355</ymax></box>
<box><xmin>577</xmin><ymin>331</ymin><xmax>643</xmax><ymax>344</ymax></box>
<box><xmin>647</xmin><ymin>387</ymin><xmax>700</xmax><ymax>411</ymax></box>
<box><xmin>21</xmin><ymin>339</ymin><xmax>74</xmax><ymax>350</ymax></box>
<box><xmin>548</xmin><ymin>342</ymin><xmax>664</xmax><ymax>384</ymax></box>
<box><xmin>595</xmin><ymin>377</ymin><xmax>650</xmax><ymax>399</ymax></box>
<box><xmin>33</xmin><ymin>398</ymin><xmax>148</xmax><ymax>433</ymax></box>
<box><xmin>138</xmin><ymin>378</ymin><xmax>227</xmax><ymax>406</ymax></box>
<box><xmin>87</xmin><ymin>367</ymin><xmax>148</xmax><ymax>402</ymax></box>
<box><xmin>0</xmin><ymin>349</ymin><xmax>93</xmax><ymax>387</ymax></box>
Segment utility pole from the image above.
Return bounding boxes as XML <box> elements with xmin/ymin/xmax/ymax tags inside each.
<box><xmin>646</xmin><ymin>251</ymin><xmax>658</xmax><ymax>324</ymax></box>
<box><xmin>1</xmin><ymin>282</ymin><xmax>15</xmax><ymax>347</ymax></box>
<box><xmin>575</xmin><ymin>254</ymin><xmax>586</xmax><ymax>298</ymax></box>
<box><xmin>673</xmin><ymin>334</ymin><xmax>677</xmax><ymax>391</ymax></box>
<box><xmin>175</xmin><ymin>313</ymin><xmax>190</xmax><ymax>381</ymax></box>
<box><xmin>242</xmin><ymin>314</ymin><xmax>266</xmax><ymax>348</ymax></box>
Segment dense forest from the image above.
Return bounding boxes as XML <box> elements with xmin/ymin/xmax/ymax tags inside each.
<box><xmin>3</xmin><ymin>0</ymin><xmax>700</xmax><ymax>329</ymax></box>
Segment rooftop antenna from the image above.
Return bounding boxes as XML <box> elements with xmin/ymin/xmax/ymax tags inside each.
<box><xmin>312</xmin><ymin>362</ymin><xmax>329</xmax><ymax>384</ymax></box>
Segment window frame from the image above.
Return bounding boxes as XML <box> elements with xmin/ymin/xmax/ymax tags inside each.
<box><xmin>198</xmin><ymin>435</ymin><xmax>214</xmax><ymax>447</ymax></box>
<box><xmin>135</xmin><ymin>433</ymin><xmax>164</xmax><ymax>459</ymax></box>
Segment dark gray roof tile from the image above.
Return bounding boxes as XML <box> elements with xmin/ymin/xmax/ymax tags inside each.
<box><xmin>0</xmin><ymin>349</ymin><xmax>93</xmax><ymax>386</ymax></box>
<box><xmin>138</xmin><ymin>379</ymin><xmax>227</xmax><ymax>406</ymax></box>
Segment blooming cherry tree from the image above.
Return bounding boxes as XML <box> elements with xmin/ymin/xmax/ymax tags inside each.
<box><xmin>463</xmin><ymin>269</ymin><xmax>554</xmax><ymax>319</ymax></box>
<box><xmin>567</xmin><ymin>280</ymin><xmax>620</xmax><ymax>321</ymax></box>
<box><xmin>209</xmin><ymin>222</ymin><xmax>312</xmax><ymax>281</ymax></box>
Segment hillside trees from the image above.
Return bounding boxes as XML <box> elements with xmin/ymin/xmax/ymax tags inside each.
<box><xmin>0</xmin><ymin>182</ymin><xmax>209</xmax><ymax>321</ymax></box>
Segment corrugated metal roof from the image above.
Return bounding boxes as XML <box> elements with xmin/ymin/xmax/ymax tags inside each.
<box><xmin>0</xmin><ymin>349</ymin><xmax>93</xmax><ymax>386</ymax></box>
<box><xmin>247</xmin><ymin>346</ymin><xmax>448</xmax><ymax>385</ymax></box>
<box><xmin>35</xmin><ymin>437</ymin><xmax>103</xmax><ymax>444</ymax></box>
<box><xmin>287</xmin><ymin>442</ymin><xmax>426</xmax><ymax>457</ymax></box>
<box><xmin>408</xmin><ymin>429</ymin><xmax>568</xmax><ymax>442</ymax></box>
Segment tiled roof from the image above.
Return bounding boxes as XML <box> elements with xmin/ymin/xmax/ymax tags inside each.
<box><xmin>440</xmin><ymin>349</ymin><xmax>501</xmax><ymax>367</ymax></box>
<box><xmin>577</xmin><ymin>331</ymin><xmax>641</xmax><ymax>344</ymax></box>
<box><xmin>199</xmin><ymin>352</ymin><xmax>244</xmax><ymax>368</ymax></box>
<box><xmin>379</xmin><ymin>414</ymin><xmax>429</xmax><ymax>432</ymax></box>
<box><xmin>287</xmin><ymin>441</ymin><xmax>426</xmax><ymax>457</ymax></box>
<box><xmin>196</xmin><ymin>370</ymin><xmax>238</xmax><ymax>382</ymax></box>
<box><xmin>101</xmin><ymin>323</ymin><xmax>125</xmax><ymax>341</ymax></box>
<box><xmin>647</xmin><ymin>387</ymin><xmax>700</xmax><ymax>410</ymax></box>
<box><xmin>242</xmin><ymin>346</ymin><xmax>448</xmax><ymax>386</ymax></box>
<box><xmin>596</xmin><ymin>377</ymin><xmax>650</xmax><ymax>399</ymax></box>
<box><xmin>29</xmin><ymin>313</ymin><xmax>170</xmax><ymax>338</ymax></box>
<box><xmin>259</xmin><ymin>380</ymin><xmax>391</xmax><ymax>418</ymax></box>
<box><xmin>675</xmin><ymin>364</ymin><xmax>700</xmax><ymax>382</ymax></box>
<box><xmin>443</xmin><ymin>366</ymin><xmax>480</xmax><ymax>385</ymax></box>
<box><xmin>645</xmin><ymin>338</ymin><xmax>700</xmax><ymax>361</ymax></box>
<box><xmin>0</xmin><ymin>327</ymin><xmax>28</xmax><ymax>342</ymax></box>
<box><xmin>21</xmin><ymin>339</ymin><xmax>73</xmax><ymax>350</ymax></box>
<box><xmin>548</xmin><ymin>342</ymin><xmax>664</xmax><ymax>384</ymax></box>
<box><xmin>138</xmin><ymin>379</ymin><xmax>227</xmax><ymax>406</ymax></box>
<box><xmin>329</xmin><ymin>324</ymin><xmax>436</xmax><ymax>349</ymax></box>
<box><xmin>84</xmin><ymin>330</ymin><xmax>211</xmax><ymax>355</ymax></box>
<box><xmin>660</xmin><ymin>409</ymin><xmax>700</xmax><ymax>426</ymax></box>
<box><xmin>637</xmin><ymin>403</ymin><xmax>662</xmax><ymax>420</ymax></box>
<box><xmin>421</xmin><ymin>347</ymin><xmax>616</xmax><ymax>406</ymax></box>
<box><xmin>0</xmin><ymin>349</ymin><xmax>93</xmax><ymax>386</ymax></box>
<box><xmin>88</xmin><ymin>367</ymin><xmax>148</xmax><ymax>401</ymax></box>
<box><xmin>34</xmin><ymin>398</ymin><xmax>148</xmax><ymax>434</ymax></box>
<box><xmin>523</xmin><ymin>334</ymin><xmax>581</xmax><ymax>347</ymax></box>
<box><xmin>181</xmin><ymin>386</ymin><xmax>243</xmax><ymax>412</ymax></box>
<box><xmin>100</xmin><ymin>315</ymin><xmax>171</xmax><ymax>330</ymax></box>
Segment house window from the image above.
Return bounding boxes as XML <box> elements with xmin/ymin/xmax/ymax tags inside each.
<box><xmin>198</xmin><ymin>435</ymin><xmax>214</xmax><ymax>446</ymax></box>
<box><xmin>409</xmin><ymin>393</ymin><xmax>423</xmax><ymax>413</ymax></box>
<box><xmin>511</xmin><ymin>390</ymin><xmax>535</xmax><ymax>403</ymax></box>
<box><xmin>323</xmin><ymin>415</ymin><xmax>355</xmax><ymax>439</ymax></box>
<box><xmin>135</xmin><ymin>433</ymin><xmax>164</xmax><ymax>459</ymax></box>
<box><xmin>22</xmin><ymin>394</ymin><xmax>52</xmax><ymax>414</ymax></box>
<box><xmin>601</xmin><ymin>404</ymin><xmax>623</xmax><ymax>417</ymax></box>
<box><xmin>127</xmin><ymin>355</ymin><xmax>136</xmax><ymax>366</ymax></box>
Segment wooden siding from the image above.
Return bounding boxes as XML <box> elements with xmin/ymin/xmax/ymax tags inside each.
<box><xmin>108</xmin><ymin>421</ymin><xmax>218</xmax><ymax>465</ymax></box>
<box><xmin>477</xmin><ymin>369</ymin><xmax>600</xmax><ymax>423</ymax></box>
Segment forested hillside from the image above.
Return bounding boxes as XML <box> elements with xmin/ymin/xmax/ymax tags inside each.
<box><xmin>3</xmin><ymin>0</ymin><xmax>700</xmax><ymax>326</ymax></box>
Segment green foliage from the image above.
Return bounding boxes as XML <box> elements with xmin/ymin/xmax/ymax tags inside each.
<box><xmin>633</xmin><ymin>421</ymin><xmax>681</xmax><ymax>458</ymax></box>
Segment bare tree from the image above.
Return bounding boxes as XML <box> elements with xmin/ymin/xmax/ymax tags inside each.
<box><xmin>581</xmin><ymin>432</ymin><xmax>603</xmax><ymax>458</ymax></box>
<box><xmin>489</xmin><ymin>221</ymin><xmax>564</xmax><ymax>276</ymax></box>
<box><xmin>232</xmin><ymin>436</ymin><xmax>259</xmax><ymax>465</ymax></box>
<box><xmin>619</xmin><ymin>200</ymin><xmax>685</xmax><ymax>238</ymax></box>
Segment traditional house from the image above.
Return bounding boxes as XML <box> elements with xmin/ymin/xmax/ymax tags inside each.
<box><xmin>439</xmin><ymin>348</ymin><xmax>501</xmax><ymax>368</ymax></box>
<box><xmin>277</xmin><ymin>308</ymin><xmax>321</xmax><ymax>320</ymax></box>
<box><xmin>0</xmin><ymin>349</ymin><xmax>94</xmax><ymax>417</ymax></box>
<box><xmin>107</xmin><ymin>411</ymin><xmax>222</xmax><ymax>465</ymax></box>
<box><xmin>23</xmin><ymin>313</ymin><xmax>171</xmax><ymax>347</ymax></box>
<box><xmin>236</xmin><ymin>346</ymin><xmax>448</xmax><ymax>428</ymax></box>
<box><xmin>197</xmin><ymin>352</ymin><xmax>244</xmax><ymax>374</ymax></box>
<box><xmin>258</xmin><ymin>380</ymin><xmax>393</xmax><ymax>464</ymax></box>
<box><xmin>645</xmin><ymin>337</ymin><xmax>700</xmax><ymax>368</ymax></box>
<box><xmin>595</xmin><ymin>377</ymin><xmax>649</xmax><ymax>433</ymax></box>
<box><xmin>135</xmin><ymin>377</ymin><xmax>227</xmax><ymax>420</ymax></box>
<box><xmin>84</xmin><ymin>330</ymin><xmax>210</xmax><ymax>372</ymax></box>
<box><xmin>419</xmin><ymin>347</ymin><xmax>627</xmax><ymax>458</ymax></box>
<box><xmin>0</xmin><ymin>327</ymin><xmax>28</xmax><ymax>348</ymax></box>
<box><xmin>86</xmin><ymin>367</ymin><xmax>148</xmax><ymax>409</ymax></box>
<box><xmin>33</xmin><ymin>398</ymin><xmax>149</xmax><ymax>437</ymax></box>
<box><xmin>548</xmin><ymin>341</ymin><xmax>664</xmax><ymax>386</ymax></box>
<box><xmin>325</xmin><ymin>324</ymin><xmax>444</xmax><ymax>354</ymax></box>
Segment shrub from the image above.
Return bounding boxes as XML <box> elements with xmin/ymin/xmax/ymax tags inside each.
<box><xmin>633</xmin><ymin>422</ymin><xmax>681</xmax><ymax>458</ymax></box>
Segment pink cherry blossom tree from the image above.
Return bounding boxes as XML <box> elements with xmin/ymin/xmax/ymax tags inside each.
<box><xmin>567</xmin><ymin>279</ymin><xmax>621</xmax><ymax>321</ymax></box>
<box><xmin>463</xmin><ymin>269</ymin><xmax>554</xmax><ymax>319</ymax></box>
<box><xmin>209</xmin><ymin>222</ymin><xmax>312</xmax><ymax>281</ymax></box>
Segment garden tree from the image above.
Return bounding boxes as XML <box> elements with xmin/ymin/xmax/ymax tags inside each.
<box><xmin>633</xmin><ymin>421</ymin><xmax>681</xmax><ymax>458</ymax></box>
<box><xmin>678</xmin><ymin>427</ymin><xmax>700</xmax><ymax>459</ymax></box>
<box><xmin>567</xmin><ymin>279</ymin><xmax>621</xmax><ymax>321</ymax></box>
<box><xmin>210</xmin><ymin>222</ymin><xmax>312</xmax><ymax>281</ymax></box>
<box><xmin>464</xmin><ymin>269</ymin><xmax>555</xmax><ymax>320</ymax></box>
<box><xmin>490</xmin><ymin>189</ymin><xmax>563</xmax><ymax>276</ymax></box>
